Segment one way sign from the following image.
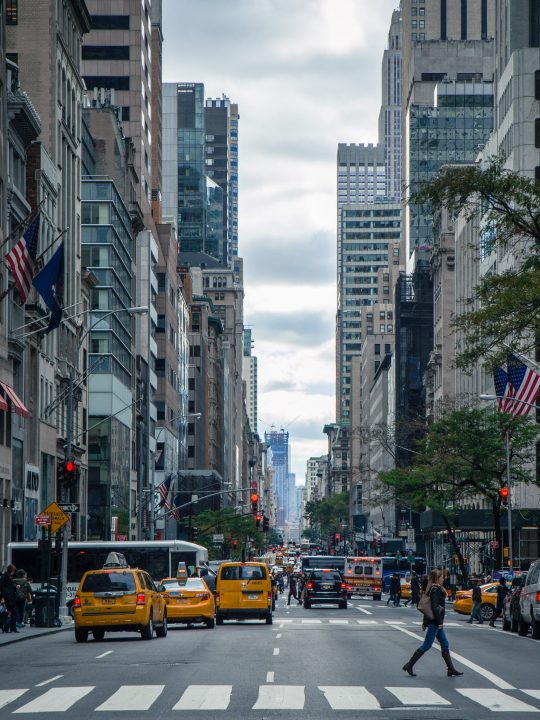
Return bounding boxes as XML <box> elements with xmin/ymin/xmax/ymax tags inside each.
<box><xmin>58</xmin><ymin>502</ymin><xmax>80</xmax><ymax>513</ymax></box>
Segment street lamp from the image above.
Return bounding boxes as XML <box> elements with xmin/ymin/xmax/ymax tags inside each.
<box><xmin>479</xmin><ymin>394</ymin><xmax>538</xmax><ymax>576</ymax></box>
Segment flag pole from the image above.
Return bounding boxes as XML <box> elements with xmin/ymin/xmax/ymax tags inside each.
<box><xmin>0</xmin><ymin>200</ymin><xmax>44</xmax><ymax>252</ymax></box>
<box><xmin>503</xmin><ymin>343</ymin><xmax>540</xmax><ymax>372</ymax></box>
<box><xmin>34</xmin><ymin>227</ymin><xmax>69</xmax><ymax>265</ymax></box>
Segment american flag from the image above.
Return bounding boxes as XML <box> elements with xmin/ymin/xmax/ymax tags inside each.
<box><xmin>493</xmin><ymin>366</ymin><xmax>515</xmax><ymax>413</ymax></box>
<box><xmin>4</xmin><ymin>215</ymin><xmax>40</xmax><ymax>304</ymax></box>
<box><xmin>171</xmin><ymin>493</ymin><xmax>182</xmax><ymax>522</ymax></box>
<box><xmin>158</xmin><ymin>474</ymin><xmax>173</xmax><ymax>509</ymax></box>
<box><xmin>506</xmin><ymin>353</ymin><xmax>540</xmax><ymax>417</ymax></box>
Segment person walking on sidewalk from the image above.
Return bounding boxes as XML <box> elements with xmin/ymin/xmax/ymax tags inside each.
<box><xmin>402</xmin><ymin>568</ymin><xmax>464</xmax><ymax>678</ymax></box>
<box><xmin>467</xmin><ymin>579</ymin><xmax>483</xmax><ymax>624</ymax></box>
<box><xmin>489</xmin><ymin>576</ymin><xmax>508</xmax><ymax>627</ymax></box>
<box><xmin>14</xmin><ymin>569</ymin><xmax>32</xmax><ymax>628</ymax></box>
<box><xmin>0</xmin><ymin>565</ymin><xmax>19</xmax><ymax>633</ymax></box>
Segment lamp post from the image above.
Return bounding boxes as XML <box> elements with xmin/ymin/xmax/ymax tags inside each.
<box><xmin>479</xmin><ymin>394</ymin><xmax>538</xmax><ymax>575</ymax></box>
<box><xmin>58</xmin><ymin>305</ymin><xmax>148</xmax><ymax>618</ymax></box>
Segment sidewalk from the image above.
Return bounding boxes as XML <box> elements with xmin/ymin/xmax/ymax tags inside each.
<box><xmin>0</xmin><ymin>623</ymin><xmax>72</xmax><ymax>647</ymax></box>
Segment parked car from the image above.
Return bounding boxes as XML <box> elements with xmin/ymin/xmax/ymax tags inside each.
<box><xmin>518</xmin><ymin>559</ymin><xmax>540</xmax><ymax>639</ymax></box>
<box><xmin>502</xmin><ymin>574</ymin><xmax>526</xmax><ymax>633</ymax></box>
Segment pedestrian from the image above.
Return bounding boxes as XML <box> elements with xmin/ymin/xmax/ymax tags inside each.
<box><xmin>410</xmin><ymin>571</ymin><xmax>420</xmax><ymax>607</ymax></box>
<box><xmin>467</xmin><ymin>579</ymin><xmax>483</xmax><ymax>624</ymax></box>
<box><xmin>489</xmin><ymin>576</ymin><xmax>508</xmax><ymax>627</ymax></box>
<box><xmin>297</xmin><ymin>573</ymin><xmax>306</xmax><ymax>605</ymax></box>
<box><xmin>389</xmin><ymin>573</ymin><xmax>401</xmax><ymax>607</ymax></box>
<box><xmin>402</xmin><ymin>568</ymin><xmax>464</xmax><ymax>678</ymax></box>
<box><xmin>14</xmin><ymin>569</ymin><xmax>32</xmax><ymax>628</ymax></box>
<box><xmin>287</xmin><ymin>573</ymin><xmax>298</xmax><ymax>606</ymax></box>
<box><xmin>277</xmin><ymin>573</ymin><xmax>284</xmax><ymax>593</ymax></box>
<box><xmin>421</xmin><ymin>574</ymin><xmax>428</xmax><ymax>593</ymax></box>
<box><xmin>0</xmin><ymin>564</ymin><xmax>19</xmax><ymax>633</ymax></box>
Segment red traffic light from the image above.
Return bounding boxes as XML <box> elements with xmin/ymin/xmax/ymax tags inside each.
<box><xmin>500</xmin><ymin>487</ymin><xmax>509</xmax><ymax>498</ymax></box>
<box><xmin>255</xmin><ymin>514</ymin><xmax>262</xmax><ymax>522</ymax></box>
<box><xmin>250</xmin><ymin>493</ymin><xmax>259</xmax><ymax>504</ymax></box>
<box><xmin>65</xmin><ymin>460</ymin><xmax>77</xmax><ymax>473</ymax></box>
<box><xmin>232</xmin><ymin>539</ymin><xmax>238</xmax><ymax>546</ymax></box>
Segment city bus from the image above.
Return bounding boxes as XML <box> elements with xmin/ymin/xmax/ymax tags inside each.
<box><xmin>301</xmin><ymin>555</ymin><xmax>346</xmax><ymax>574</ymax></box>
<box><xmin>381</xmin><ymin>555</ymin><xmax>427</xmax><ymax>590</ymax></box>
<box><xmin>8</xmin><ymin>539</ymin><xmax>208</xmax><ymax>602</ymax></box>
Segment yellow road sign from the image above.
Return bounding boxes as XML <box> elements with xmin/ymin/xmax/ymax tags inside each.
<box><xmin>40</xmin><ymin>501</ymin><xmax>70</xmax><ymax>533</ymax></box>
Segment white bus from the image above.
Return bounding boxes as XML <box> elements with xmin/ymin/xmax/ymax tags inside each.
<box><xmin>8</xmin><ymin>540</ymin><xmax>208</xmax><ymax>602</ymax></box>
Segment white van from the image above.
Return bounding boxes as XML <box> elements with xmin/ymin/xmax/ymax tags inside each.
<box><xmin>518</xmin><ymin>558</ymin><xmax>540</xmax><ymax>639</ymax></box>
<box><xmin>344</xmin><ymin>556</ymin><xmax>383</xmax><ymax>600</ymax></box>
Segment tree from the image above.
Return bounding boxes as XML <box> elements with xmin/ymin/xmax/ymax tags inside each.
<box><xmin>413</xmin><ymin>158</ymin><xmax>540</xmax><ymax>369</ymax></box>
<box><xmin>192</xmin><ymin>508</ymin><xmax>266</xmax><ymax>560</ymax></box>
<box><xmin>378</xmin><ymin>407</ymin><xmax>538</xmax><ymax>579</ymax></box>
<box><xmin>304</xmin><ymin>493</ymin><xmax>349</xmax><ymax>540</ymax></box>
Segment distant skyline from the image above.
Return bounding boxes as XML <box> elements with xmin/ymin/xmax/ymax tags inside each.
<box><xmin>163</xmin><ymin>0</ymin><xmax>395</xmax><ymax>480</ymax></box>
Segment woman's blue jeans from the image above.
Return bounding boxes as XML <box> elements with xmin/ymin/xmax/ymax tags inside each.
<box><xmin>420</xmin><ymin>623</ymin><xmax>449</xmax><ymax>652</ymax></box>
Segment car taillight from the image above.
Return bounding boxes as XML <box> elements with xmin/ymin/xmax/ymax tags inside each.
<box><xmin>341</xmin><ymin>583</ymin><xmax>347</xmax><ymax>589</ymax></box>
<box><xmin>536</xmin><ymin>591</ymin><xmax>540</xmax><ymax>603</ymax></box>
<box><xmin>307</xmin><ymin>582</ymin><xmax>313</xmax><ymax>589</ymax></box>
<box><xmin>74</xmin><ymin>596</ymin><xmax>81</xmax><ymax>608</ymax></box>
<box><xmin>136</xmin><ymin>593</ymin><xmax>145</xmax><ymax>605</ymax></box>
<box><xmin>267</xmin><ymin>592</ymin><xmax>272</xmax><ymax>601</ymax></box>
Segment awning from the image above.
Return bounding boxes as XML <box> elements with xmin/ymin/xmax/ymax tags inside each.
<box><xmin>0</xmin><ymin>392</ymin><xmax>7</xmax><ymax>412</ymax></box>
<box><xmin>0</xmin><ymin>383</ymin><xmax>29</xmax><ymax>418</ymax></box>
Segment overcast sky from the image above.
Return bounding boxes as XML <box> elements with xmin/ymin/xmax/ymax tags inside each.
<box><xmin>163</xmin><ymin>0</ymin><xmax>396</xmax><ymax>481</ymax></box>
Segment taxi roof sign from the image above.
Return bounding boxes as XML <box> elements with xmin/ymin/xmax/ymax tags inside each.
<box><xmin>103</xmin><ymin>552</ymin><xmax>128</xmax><ymax>568</ymax></box>
<box><xmin>38</xmin><ymin>502</ymin><xmax>70</xmax><ymax>533</ymax></box>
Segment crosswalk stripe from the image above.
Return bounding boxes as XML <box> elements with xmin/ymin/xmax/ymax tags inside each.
<box><xmin>319</xmin><ymin>686</ymin><xmax>380</xmax><ymax>710</ymax></box>
<box><xmin>173</xmin><ymin>685</ymin><xmax>232</xmax><ymax>711</ymax></box>
<box><xmin>524</xmin><ymin>691</ymin><xmax>540</xmax><ymax>701</ymax></box>
<box><xmin>0</xmin><ymin>690</ymin><xmax>27</xmax><ymax>710</ymax></box>
<box><xmin>301</xmin><ymin>619</ymin><xmax>321</xmax><ymax>624</ymax></box>
<box><xmin>14</xmin><ymin>687</ymin><xmax>94</xmax><ymax>713</ymax></box>
<box><xmin>457</xmin><ymin>689</ymin><xmax>540</xmax><ymax>713</ymax></box>
<box><xmin>253</xmin><ymin>685</ymin><xmax>305</xmax><ymax>710</ymax></box>
<box><xmin>329</xmin><ymin>619</ymin><xmax>349</xmax><ymax>624</ymax></box>
<box><xmin>386</xmin><ymin>687</ymin><xmax>451</xmax><ymax>706</ymax></box>
<box><xmin>384</xmin><ymin>620</ymin><xmax>405</xmax><ymax>625</ymax></box>
<box><xmin>356</xmin><ymin>619</ymin><xmax>378</xmax><ymax>624</ymax></box>
<box><xmin>95</xmin><ymin>685</ymin><xmax>164</xmax><ymax>712</ymax></box>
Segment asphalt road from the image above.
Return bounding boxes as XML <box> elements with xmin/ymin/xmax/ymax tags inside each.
<box><xmin>1</xmin><ymin>592</ymin><xmax>538</xmax><ymax>719</ymax></box>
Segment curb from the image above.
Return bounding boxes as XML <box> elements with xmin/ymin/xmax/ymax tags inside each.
<box><xmin>0</xmin><ymin>625</ymin><xmax>72</xmax><ymax>646</ymax></box>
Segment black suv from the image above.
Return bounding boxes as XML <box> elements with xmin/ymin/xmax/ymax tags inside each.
<box><xmin>303</xmin><ymin>569</ymin><xmax>348</xmax><ymax>609</ymax></box>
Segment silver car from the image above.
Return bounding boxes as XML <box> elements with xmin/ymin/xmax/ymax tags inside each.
<box><xmin>518</xmin><ymin>559</ymin><xmax>540</xmax><ymax>639</ymax></box>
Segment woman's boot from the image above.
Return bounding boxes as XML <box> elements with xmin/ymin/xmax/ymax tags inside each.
<box><xmin>442</xmin><ymin>649</ymin><xmax>464</xmax><ymax>677</ymax></box>
<box><xmin>402</xmin><ymin>648</ymin><xmax>424</xmax><ymax>676</ymax></box>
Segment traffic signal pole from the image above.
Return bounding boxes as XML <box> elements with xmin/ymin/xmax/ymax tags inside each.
<box><xmin>504</xmin><ymin>431</ymin><xmax>513</xmax><ymax>574</ymax></box>
<box><xmin>58</xmin><ymin>366</ymin><xmax>75</xmax><ymax>621</ymax></box>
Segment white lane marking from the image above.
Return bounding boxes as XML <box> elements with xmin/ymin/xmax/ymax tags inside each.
<box><xmin>96</xmin><ymin>685</ymin><xmax>164</xmax><ymax>712</ymax></box>
<box><xmin>393</xmin><ymin>626</ymin><xmax>515</xmax><ymax>690</ymax></box>
<box><xmin>253</xmin><ymin>685</ymin><xmax>305</xmax><ymax>710</ymax></box>
<box><xmin>355</xmin><ymin>607</ymin><xmax>373</xmax><ymax>615</ymax></box>
<box><xmin>14</xmin><ymin>687</ymin><xmax>94</xmax><ymax>713</ymax></box>
<box><xmin>95</xmin><ymin>651</ymin><xmax>113</xmax><ymax>659</ymax></box>
<box><xmin>276</xmin><ymin>633</ymin><xmax>282</xmax><ymax>639</ymax></box>
<box><xmin>329</xmin><ymin>619</ymin><xmax>349</xmax><ymax>624</ymax></box>
<box><xmin>0</xmin><ymin>690</ymin><xmax>28</xmax><ymax>710</ymax></box>
<box><xmin>36</xmin><ymin>676</ymin><xmax>63</xmax><ymax>687</ymax></box>
<box><xmin>279</xmin><ymin>624</ymin><xmax>284</xmax><ymax>628</ymax></box>
<box><xmin>457</xmin><ymin>689</ymin><xmax>540</xmax><ymax>712</ymax></box>
<box><xmin>319</xmin><ymin>686</ymin><xmax>380</xmax><ymax>710</ymax></box>
<box><xmin>384</xmin><ymin>620</ymin><xmax>405</xmax><ymax>625</ymax></box>
<box><xmin>173</xmin><ymin>685</ymin><xmax>232</xmax><ymax>710</ymax></box>
<box><xmin>356</xmin><ymin>619</ymin><xmax>378</xmax><ymax>624</ymax></box>
<box><xmin>524</xmin><ymin>691</ymin><xmax>540</xmax><ymax>701</ymax></box>
<box><xmin>301</xmin><ymin>619</ymin><xmax>322</xmax><ymax>624</ymax></box>
<box><xmin>386</xmin><ymin>687</ymin><xmax>450</xmax><ymax>706</ymax></box>
<box><xmin>279</xmin><ymin>619</ymin><xmax>293</xmax><ymax>623</ymax></box>
<box><xmin>266</xmin><ymin>672</ymin><xmax>275</xmax><ymax>683</ymax></box>
<box><xmin>444</xmin><ymin>623</ymin><xmax>461</xmax><ymax>627</ymax></box>
<box><xmin>273</xmin><ymin>647</ymin><xmax>280</xmax><ymax>655</ymax></box>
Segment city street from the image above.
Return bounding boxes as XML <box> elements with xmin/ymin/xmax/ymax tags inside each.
<box><xmin>1</xmin><ymin>593</ymin><xmax>538</xmax><ymax>719</ymax></box>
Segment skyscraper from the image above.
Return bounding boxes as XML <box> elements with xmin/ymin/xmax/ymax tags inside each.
<box><xmin>265</xmin><ymin>430</ymin><xmax>289</xmax><ymax>527</ymax></box>
<box><xmin>378</xmin><ymin>8</ymin><xmax>402</xmax><ymax>201</ymax></box>
<box><xmin>243</xmin><ymin>329</ymin><xmax>258</xmax><ymax>434</ymax></box>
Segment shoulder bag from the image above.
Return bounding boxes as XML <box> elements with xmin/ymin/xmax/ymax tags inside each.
<box><xmin>417</xmin><ymin>592</ymin><xmax>435</xmax><ymax>622</ymax></box>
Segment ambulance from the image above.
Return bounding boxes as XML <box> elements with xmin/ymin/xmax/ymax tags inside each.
<box><xmin>343</xmin><ymin>556</ymin><xmax>383</xmax><ymax>600</ymax></box>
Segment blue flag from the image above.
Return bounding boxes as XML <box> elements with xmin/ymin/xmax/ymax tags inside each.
<box><xmin>32</xmin><ymin>242</ymin><xmax>64</xmax><ymax>334</ymax></box>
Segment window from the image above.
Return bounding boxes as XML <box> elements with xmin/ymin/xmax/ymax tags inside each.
<box><xmin>380</xmin><ymin>324</ymin><xmax>385</xmax><ymax>333</ymax></box>
<box><xmin>188</xmin><ymin>446</ymin><xmax>195</xmax><ymax>458</ymax></box>
<box><xmin>121</xmin><ymin>106</ymin><xmax>130</xmax><ymax>121</ymax></box>
<box><xmin>83</xmin><ymin>76</ymin><xmax>130</xmax><ymax>91</ymax></box>
<box><xmin>385</xmin><ymin>344</ymin><xmax>391</xmax><ymax>354</ymax></box>
<box><xmin>440</xmin><ymin>0</ymin><xmax>447</xmax><ymax>40</ymax></box>
<box><xmin>155</xmin><ymin>358</ymin><xmax>165</xmax><ymax>377</ymax></box>
<box><xmin>91</xmin><ymin>15</ymin><xmax>130</xmax><ymax>30</ymax></box>
<box><xmin>82</xmin><ymin>46</ymin><xmax>130</xmax><ymax>61</ymax></box>
<box><xmin>6</xmin><ymin>0</ymin><xmax>18</xmax><ymax>24</ymax></box>
<box><xmin>156</xmin><ymin>315</ymin><xmax>165</xmax><ymax>333</ymax></box>
<box><xmin>374</xmin><ymin>344</ymin><xmax>381</xmax><ymax>355</ymax></box>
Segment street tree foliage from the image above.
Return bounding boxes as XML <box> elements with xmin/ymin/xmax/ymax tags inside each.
<box><xmin>412</xmin><ymin>158</ymin><xmax>540</xmax><ymax>369</ymax></box>
<box><xmin>303</xmin><ymin>492</ymin><xmax>349</xmax><ymax>539</ymax></box>
<box><xmin>378</xmin><ymin>407</ymin><xmax>538</xmax><ymax>579</ymax></box>
<box><xmin>193</xmin><ymin>508</ymin><xmax>266</xmax><ymax>560</ymax></box>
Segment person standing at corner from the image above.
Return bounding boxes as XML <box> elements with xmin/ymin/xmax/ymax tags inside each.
<box><xmin>467</xmin><ymin>579</ymin><xmax>483</xmax><ymax>624</ymax></box>
<box><xmin>489</xmin><ymin>576</ymin><xmax>507</xmax><ymax>627</ymax></box>
<box><xmin>287</xmin><ymin>573</ymin><xmax>297</xmax><ymax>606</ymax></box>
<box><xmin>402</xmin><ymin>568</ymin><xmax>464</xmax><ymax>678</ymax></box>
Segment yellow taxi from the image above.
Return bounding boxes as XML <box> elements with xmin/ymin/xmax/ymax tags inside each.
<box><xmin>73</xmin><ymin>552</ymin><xmax>167</xmax><ymax>642</ymax></box>
<box><xmin>453</xmin><ymin>582</ymin><xmax>498</xmax><ymax>621</ymax></box>
<box><xmin>400</xmin><ymin>578</ymin><xmax>411</xmax><ymax>599</ymax></box>
<box><xmin>159</xmin><ymin>577</ymin><xmax>215</xmax><ymax>628</ymax></box>
<box><xmin>215</xmin><ymin>561</ymin><xmax>273</xmax><ymax>625</ymax></box>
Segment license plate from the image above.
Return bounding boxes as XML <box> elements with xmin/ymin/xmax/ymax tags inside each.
<box><xmin>248</xmin><ymin>593</ymin><xmax>259</xmax><ymax>600</ymax></box>
<box><xmin>102</xmin><ymin>598</ymin><xmax>115</xmax><ymax>605</ymax></box>
<box><xmin>322</xmin><ymin>585</ymin><xmax>332</xmax><ymax>589</ymax></box>
<box><xmin>175</xmin><ymin>598</ymin><xmax>188</xmax><ymax>603</ymax></box>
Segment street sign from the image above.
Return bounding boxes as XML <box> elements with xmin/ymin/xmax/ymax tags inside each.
<box><xmin>213</xmin><ymin>533</ymin><xmax>224</xmax><ymax>544</ymax></box>
<box><xmin>39</xmin><ymin>501</ymin><xmax>70</xmax><ymax>533</ymax></box>
<box><xmin>58</xmin><ymin>502</ymin><xmax>80</xmax><ymax>513</ymax></box>
<box><xmin>35</xmin><ymin>514</ymin><xmax>51</xmax><ymax>526</ymax></box>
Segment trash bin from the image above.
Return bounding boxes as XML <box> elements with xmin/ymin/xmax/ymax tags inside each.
<box><xmin>33</xmin><ymin>590</ymin><xmax>57</xmax><ymax>628</ymax></box>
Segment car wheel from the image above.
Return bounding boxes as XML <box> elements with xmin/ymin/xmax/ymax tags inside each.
<box><xmin>206</xmin><ymin>617</ymin><xmax>215</xmax><ymax>629</ymax></box>
<box><xmin>156</xmin><ymin>614</ymin><xmax>168</xmax><ymax>638</ymax></box>
<box><xmin>518</xmin><ymin>617</ymin><xmax>530</xmax><ymax>636</ymax></box>
<box><xmin>374</xmin><ymin>594</ymin><xmax>382</xmax><ymax>601</ymax></box>
<box><xmin>75</xmin><ymin>628</ymin><xmax>88</xmax><ymax>643</ymax></box>
<box><xmin>511</xmin><ymin>615</ymin><xmax>519</xmax><ymax>633</ymax></box>
<box><xmin>339</xmin><ymin>601</ymin><xmax>347</xmax><ymax>610</ymax></box>
<box><xmin>93</xmin><ymin>630</ymin><xmax>105</xmax><ymax>641</ymax></box>
<box><xmin>531</xmin><ymin>613</ymin><xmax>540</xmax><ymax>640</ymax></box>
<box><xmin>481</xmin><ymin>604</ymin><xmax>494</xmax><ymax>621</ymax></box>
<box><xmin>216</xmin><ymin>615</ymin><xmax>224</xmax><ymax>625</ymax></box>
<box><xmin>272</xmin><ymin>600</ymin><xmax>275</xmax><ymax>611</ymax></box>
<box><xmin>347</xmin><ymin>594</ymin><xmax>352</xmax><ymax>600</ymax></box>
<box><xmin>303</xmin><ymin>600</ymin><xmax>311</xmax><ymax>609</ymax></box>
<box><xmin>502</xmin><ymin>616</ymin><xmax>511</xmax><ymax>631</ymax></box>
<box><xmin>265</xmin><ymin>613</ymin><xmax>273</xmax><ymax>625</ymax></box>
<box><xmin>141</xmin><ymin>615</ymin><xmax>154</xmax><ymax>640</ymax></box>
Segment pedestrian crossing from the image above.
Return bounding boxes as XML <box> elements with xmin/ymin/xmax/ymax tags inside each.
<box><xmin>2</xmin><ymin>684</ymin><xmax>540</xmax><ymax>713</ymax></box>
<box><xmin>274</xmin><ymin>617</ymin><xmax>467</xmax><ymax>627</ymax></box>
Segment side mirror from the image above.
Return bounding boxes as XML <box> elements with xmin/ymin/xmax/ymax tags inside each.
<box><xmin>157</xmin><ymin>585</ymin><xmax>166</xmax><ymax>593</ymax></box>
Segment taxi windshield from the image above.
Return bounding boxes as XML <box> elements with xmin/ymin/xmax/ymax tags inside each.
<box><xmin>184</xmin><ymin>578</ymin><xmax>206</xmax><ymax>590</ymax></box>
<box><xmin>81</xmin><ymin>572</ymin><xmax>136</xmax><ymax>593</ymax></box>
<box><xmin>221</xmin><ymin>565</ymin><xmax>265</xmax><ymax>580</ymax></box>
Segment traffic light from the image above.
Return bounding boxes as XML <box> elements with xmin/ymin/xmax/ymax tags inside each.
<box><xmin>251</xmin><ymin>493</ymin><xmax>259</xmax><ymax>514</ymax></box>
<box><xmin>232</xmin><ymin>538</ymin><xmax>238</xmax><ymax>547</ymax></box>
<box><xmin>500</xmin><ymin>486</ymin><xmax>509</xmax><ymax>507</ymax></box>
<box><xmin>255</xmin><ymin>514</ymin><xmax>262</xmax><ymax>528</ymax></box>
<box><xmin>262</xmin><ymin>516</ymin><xmax>269</xmax><ymax>532</ymax></box>
<box><xmin>63</xmin><ymin>459</ymin><xmax>78</xmax><ymax>488</ymax></box>
<box><xmin>191</xmin><ymin>527</ymin><xmax>199</xmax><ymax>541</ymax></box>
